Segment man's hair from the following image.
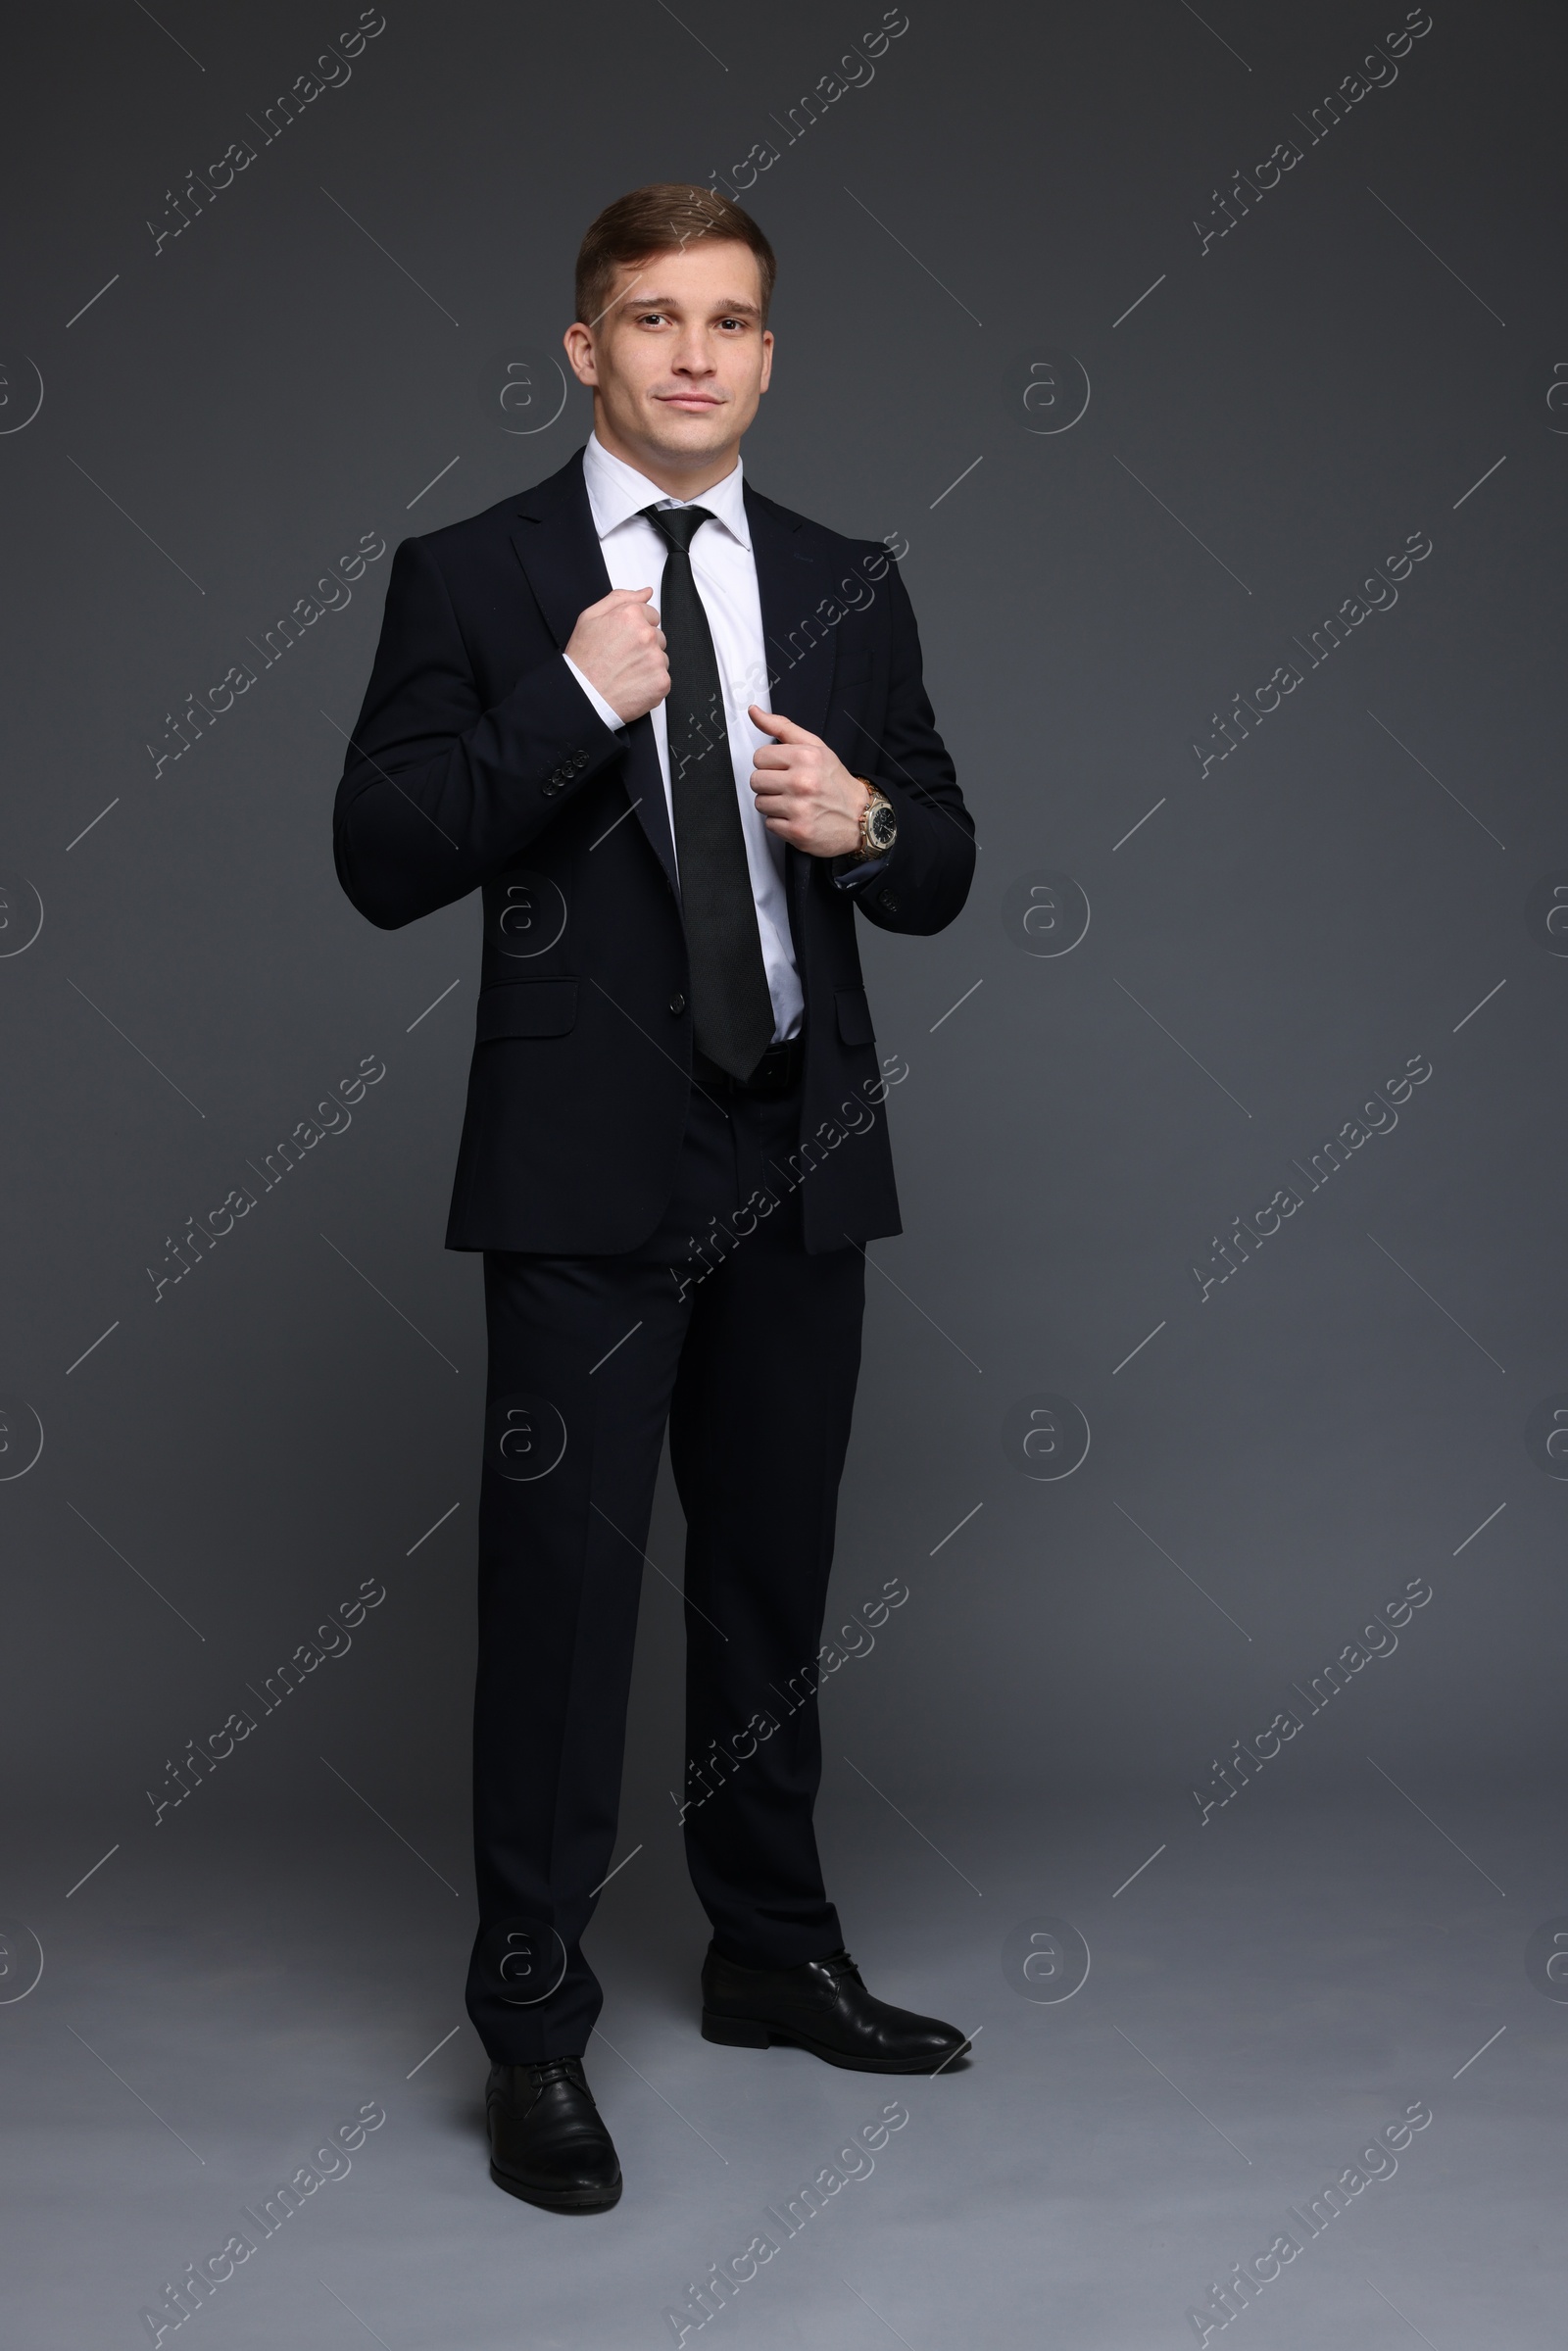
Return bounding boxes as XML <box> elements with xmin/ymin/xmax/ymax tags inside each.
<box><xmin>574</xmin><ymin>184</ymin><xmax>776</xmax><ymax>332</ymax></box>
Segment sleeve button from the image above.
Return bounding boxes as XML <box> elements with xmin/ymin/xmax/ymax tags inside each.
<box><xmin>877</xmin><ymin>890</ymin><xmax>900</xmax><ymax>913</ymax></box>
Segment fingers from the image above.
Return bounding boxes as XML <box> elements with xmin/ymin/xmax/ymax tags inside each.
<box><xmin>598</xmin><ymin>586</ymin><xmax>662</xmax><ymax>634</ymax></box>
<box><xmin>587</xmin><ymin>585</ymin><xmax>647</xmax><ymax>612</ymax></box>
<box><xmin>748</xmin><ymin>703</ymin><xmax>809</xmax><ymax>742</ymax></box>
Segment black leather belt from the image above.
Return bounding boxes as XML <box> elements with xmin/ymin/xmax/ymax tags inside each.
<box><xmin>692</xmin><ymin>1033</ymin><xmax>804</xmax><ymax>1098</ymax></box>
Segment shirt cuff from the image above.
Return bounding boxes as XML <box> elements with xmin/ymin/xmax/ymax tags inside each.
<box><xmin>563</xmin><ymin>654</ymin><xmax>624</xmax><ymax>734</ymax></box>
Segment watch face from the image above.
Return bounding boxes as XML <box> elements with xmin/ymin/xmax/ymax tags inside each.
<box><xmin>866</xmin><ymin>802</ymin><xmax>897</xmax><ymax>850</ymax></box>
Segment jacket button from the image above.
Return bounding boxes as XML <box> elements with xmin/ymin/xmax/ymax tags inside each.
<box><xmin>668</xmin><ymin>993</ymin><xmax>686</xmax><ymax>1015</ymax></box>
<box><xmin>877</xmin><ymin>890</ymin><xmax>900</xmax><ymax>913</ymax></box>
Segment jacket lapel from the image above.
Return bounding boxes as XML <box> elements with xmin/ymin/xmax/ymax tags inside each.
<box><xmin>510</xmin><ymin>449</ymin><xmax>679</xmax><ymax>897</ymax></box>
<box><xmin>747</xmin><ymin>486</ymin><xmax>834</xmax><ymax>740</ymax></box>
<box><xmin>747</xmin><ymin>484</ymin><xmax>837</xmax><ymax>941</ymax></box>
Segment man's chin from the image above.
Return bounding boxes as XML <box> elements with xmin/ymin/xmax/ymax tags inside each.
<box><xmin>645</xmin><ymin>404</ymin><xmax>733</xmax><ymax>452</ymax></box>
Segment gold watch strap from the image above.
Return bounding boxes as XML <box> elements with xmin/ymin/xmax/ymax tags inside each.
<box><xmin>856</xmin><ymin>778</ymin><xmax>892</xmax><ymax>858</ymax></box>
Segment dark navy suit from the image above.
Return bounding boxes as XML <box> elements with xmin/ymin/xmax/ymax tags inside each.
<box><xmin>334</xmin><ymin>447</ymin><xmax>973</xmax><ymax>2057</ymax></box>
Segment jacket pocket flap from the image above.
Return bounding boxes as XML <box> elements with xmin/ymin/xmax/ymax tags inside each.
<box><xmin>476</xmin><ymin>979</ymin><xmax>579</xmax><ymax>1041</ymax></box>
<box><xmin>835</xmin><ymin>985</ymin><xmax>876</xmax><ymax>1047</ymax></box>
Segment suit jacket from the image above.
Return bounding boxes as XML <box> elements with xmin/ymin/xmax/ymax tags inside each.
<box><xmin>332</xmin><ymin>446</ymin><xmax>974</xmax><ymax>1254</ymax></box>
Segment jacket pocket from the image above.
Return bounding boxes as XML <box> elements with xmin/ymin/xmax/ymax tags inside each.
<box><xmin>475</xmin><ymin>979</ymin><xmax>579</xmax><ymax>1041</ymax></box>
<box><xmin>835</xmin><ymin>985</ymin><xmax>876</xmax><ymax>1047</ymax></box>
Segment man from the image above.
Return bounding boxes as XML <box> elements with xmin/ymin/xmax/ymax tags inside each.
<box><xmin>333</xmin><ymin>184</ymin><xmax>974</xmax><ymax>2214</ymax></box>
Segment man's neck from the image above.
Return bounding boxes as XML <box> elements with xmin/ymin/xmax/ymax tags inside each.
<box><xmin>591</xmin><ymin>416</ymin><xmax>741</xmax><ymax>503</ymax></box>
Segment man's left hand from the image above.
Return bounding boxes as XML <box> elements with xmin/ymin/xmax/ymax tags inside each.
<box><xmin>747</xmin><ymin>705</ymin><xmax>868</xmax><ymax>857</ymax></box>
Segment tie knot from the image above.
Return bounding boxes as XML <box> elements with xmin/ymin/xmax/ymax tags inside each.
<box><xmin>641</xmin><ymin>502</ymin><xmax>713</xmax><ymax>557</ymax></box>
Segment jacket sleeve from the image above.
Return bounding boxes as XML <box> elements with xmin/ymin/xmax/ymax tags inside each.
<box><xmin>834</xmin><ymin>559</ymin><xmax>974</xmax><ymax>936</ymax></box>
<box><xmin>332</xmin><ymin>535</ymin><xmax>625</xmax><ymax>930</ymax></box>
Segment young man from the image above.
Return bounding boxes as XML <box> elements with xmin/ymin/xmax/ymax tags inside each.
<box><xmin>333</xmin><ymin>185</ymin><xmax>974</xmax><ymax>2213</ymax></box>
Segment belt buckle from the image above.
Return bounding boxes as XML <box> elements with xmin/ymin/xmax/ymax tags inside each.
<box><xmin>753</xmin><ymin>1039</ymin><xmax>798</xmax><ymax>1096</ymax></box>
<box><xmin>694</xmin><ymin>1037</ymin><xmax>800</xmax><ymax>1096</ymax></box>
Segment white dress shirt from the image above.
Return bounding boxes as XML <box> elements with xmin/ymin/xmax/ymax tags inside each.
<box><xmin>563</xmin><ymin>429</ymin><xmax>804</xmax><ymax>1043</ymax></box>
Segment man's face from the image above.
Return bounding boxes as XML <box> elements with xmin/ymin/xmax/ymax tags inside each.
<box><xmin>564</xmin><ymin>238</ymin><xmax>772</xmax><ymax>478</ymax></box>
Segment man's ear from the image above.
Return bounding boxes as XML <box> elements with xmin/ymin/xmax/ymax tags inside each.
<box><xmin>564</xmin><ymin>322</ymin><xmax>598</xmax><ymax>388</ymax></box>
<box><xmin>759</xmin><ymin>329</ymin><xmax>773</xmax><ymax>394</ymax></box>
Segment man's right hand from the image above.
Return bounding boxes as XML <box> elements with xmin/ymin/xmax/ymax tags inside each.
<box><xmin>564</xmin><ymin>587</ymin><xmax>669</xmax><ymax>723</ymax></box>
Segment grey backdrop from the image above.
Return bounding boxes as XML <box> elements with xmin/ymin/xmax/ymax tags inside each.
<box><xmin>4</xmin><ymin>3</ymin><xmax>1566</xmax><ymax>2346</ymax></box>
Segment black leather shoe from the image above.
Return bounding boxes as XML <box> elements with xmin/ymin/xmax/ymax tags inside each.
<box><xmin>485</xmin><ymin>2058</ymin><xmax>622</xmax><ymax>2212</ymax></box>
<box><xmin>701</xmin><ymin>1946</ymin><xmax>969</xmax><ymax>2074</ymax></box>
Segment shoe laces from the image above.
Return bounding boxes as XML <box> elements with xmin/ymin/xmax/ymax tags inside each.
<box><xmin>528</xmin><ymin>2056</ymin><xmax>586</xmax><ymax>2091</ymax></box>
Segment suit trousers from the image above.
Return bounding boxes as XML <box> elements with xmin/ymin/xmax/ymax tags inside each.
<box><xmin>464</xmin><ymin>1058</ymin><xmax>865</xmax><ymax>2061</ymax></box>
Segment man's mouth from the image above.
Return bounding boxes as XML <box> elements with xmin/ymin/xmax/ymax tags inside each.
<box><xmin>658</xmin><ymin>393</ymin><xmax>722</xmax><ymax>410</ymax></box>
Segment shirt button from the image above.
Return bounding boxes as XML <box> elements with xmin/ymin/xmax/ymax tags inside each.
<box><xmin>668</xmin><ymin>993</ymin><xmax>686</xmax><ymax>1015</ymax></box>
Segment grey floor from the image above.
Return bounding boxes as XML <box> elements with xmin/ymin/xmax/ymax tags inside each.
<box><xmin>5</xmin><ymin>1786</ymin><xmax>1562</xmax><ymax>2349</ymax></box>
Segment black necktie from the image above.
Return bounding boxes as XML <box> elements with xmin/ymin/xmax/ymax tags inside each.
<box><xmin>641</xmin><ymin>504</ymin><xmax>775</xmax><ymax>1081</ymax></box>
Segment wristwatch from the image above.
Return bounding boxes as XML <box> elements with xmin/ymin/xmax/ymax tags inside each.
<box><xmin>854</xmin><ymin>777</ymin><xmax>897</xmax><ymax>860</ymax></box>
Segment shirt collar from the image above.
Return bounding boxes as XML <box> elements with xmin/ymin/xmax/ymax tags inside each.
<box><xmin>582</xmin><ymin>428</ymin><xmax>751</xmax><ymax>554</ymax></box>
